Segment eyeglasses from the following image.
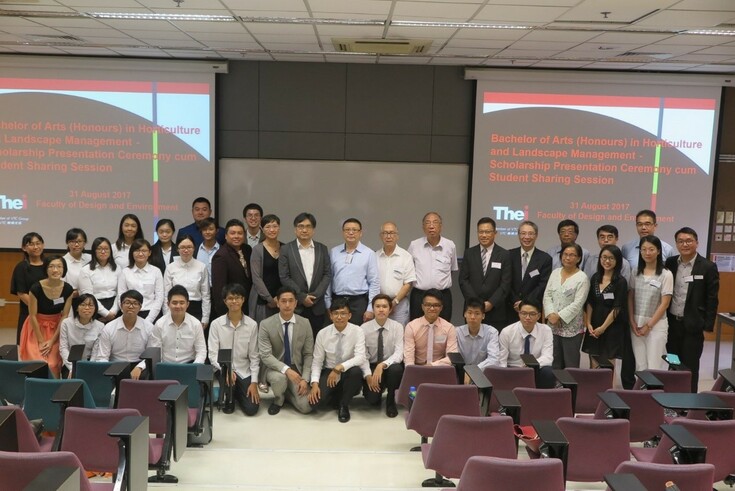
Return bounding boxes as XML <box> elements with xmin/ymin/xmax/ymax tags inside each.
<box><xmin>423</xmin><ymin>303</ymin><xmax>442</xmax><ymax>309</ymax></box>
<box><xmin>78</xmin><ymin>302</ymin><xmax>96</xmax><ymax>309</ymax></box>
<box><xmin>519</xmin><ymin>311</ymin><xmax>539</xmax><ymax>318</ymax></box>
<box><xmin>331</xmin><ymin>311</ymin><xmax>350</xmax><ymax>318</ymax></box>
<box><xmin>600</xmin><ymin>255</ymin><xmax>616</xmax><ymax>262</ymax></box>
<box><xmin>133</xmin><ymin>249</ymin><xmax>150</xmax><ymax>254</ymax></box>
<box><xmin>68</xmin><ymin>239</ymin><xmax>85</xmax><ymax>245</ymax></box>
<box><xmin>296</xmin><ymin>224</ymin><xmax>313</xmax><ymax>230</ymax></box>
<box><xmin>26</xmin><ymin>241</ymin><xmax>44</xmax><ymax>247</ymax></box>
<box><xmin>636</xmin><ymin>221</ymin><xmax>655</xmax><ymax>228</ymax></box>
<box><xmin>343</xmin><ymin>228</ymin><xmax>361</xmax><ymax>234</ymax></box>
<box><xmin>122</xmin><ymin>300</ymin><xmax>141</xmax><ymax>307</ymax></box>
<box><xmin>225</xmin><ymin>296</ymin><xmax>244</xmax><ymax>303</ymax></box>
<box><xmin>519</xmin><ymin>232</ymin><xmax>536</xmax><ymax>238</ymax></box>
<box><xmin>676</xmin><ymin>239</ymin><xmax>695</xmax><ymax>246</ymax></box>
<box><xmin>381</xmin><ymin>231</ymin><xmax>397</xmax><ymax>236</ymax></box>
<box><xmin>178</xmin><ymin>245</ymin><xmax>194</xmax><ymax>250</ymax></box>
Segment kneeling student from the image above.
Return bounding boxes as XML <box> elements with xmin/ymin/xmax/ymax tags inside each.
<box><xmin>456</xmin><ymin>298</ymin><xmax>500</xmax><ymax>377</ymax></box>
<box><xmin>149</xmin><ymin>285</ymin><xmax>206</xmax><ymax>364</ymax></box>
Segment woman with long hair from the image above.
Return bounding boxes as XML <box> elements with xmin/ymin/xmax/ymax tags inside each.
<box><xmin>150</xmin><ymin>218</ymin><xmax>178</xmax><ymax>275</ymax></box>
<box><xmin>10</xmin><ymin>232</ymin><xmax>46</xmax><ymax>344</ymax></box>
<box><xmin>112</xmin><ymin>213</ymin><xmax>144</xmax><ymax>269</ymax></box>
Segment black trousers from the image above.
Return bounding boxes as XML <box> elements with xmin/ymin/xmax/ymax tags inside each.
<box><xmin>334</xmin><ymin>293</ymin><xmax>368</xmax><ymax>325</ymax></box>
<box><xmin>300</xmin><ymin>307</ymin><xmax>326</xmax><ymax>342</ymax></box>
<box><xmin>362</xmin><ymin>363</ymin><xmax>404</xmax><ymax>405</ymax></box>
<box><xmin>233</xmin><ymin>375</ymin><xmax>260</xmax><ymax>416</ymax></box>
<box><xmin>621</xmin><ymin>321</ymin><xmax>636</xmax><ymax>390</ymax></box>
<box><xmin>666</xmin><ymin>315</ymin><xmax>704</xmax><ymax>393</ymax></box>
<box><xmin>314</xmin><ymin>366</ymin><xmax>363</xmax><ymax>409</ymax></box>
<box><xmin>187</xmin><ymin>300</ymin><xmax>203</xmax><ymax>321</ymax></box>
<box><xmin>536</xmin><ymin>366</ymin><xmax>557</xmax><ymax>389</ymax></box>
<box><xmin>410</xmin><ymin>288</ymin><xmax>452</xmax><ymax>323</ymax></box>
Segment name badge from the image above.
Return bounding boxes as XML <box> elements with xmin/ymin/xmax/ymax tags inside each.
<box><xmin>491</xmin><ymin>262</ymin><xmax>501</xmax><ymax>269</ymax></box>
<box><xmin>684</xmin><ymin>275</ymin><xmax>694</xmax><ymax>283</ymax></box>
<box><xmin>694</xmin><ymin>275</ymin><xmax>704</xmax><ymax>280</ymax></box>
<box><xmin>649</xmin><ymin>279</ymin><xmax>662</xmax><ymax>288</ymax></box>
<box><xmin>603</xmin><ymin>292</ymin><xmax>615</xmax><ymax>300</ymax></box>
<box><xmin>529</xmin><ymin>269</ymin><xmax>540</xmax><ymax>277</ymax></box>
<box><xmin>53</xmin><ymin>297</ymin><xmax>65</xmax><ymax>305</ymax></box>
<box><xmin>435</xmin><ymin>335</ymin><xmax>447</xmax><ymax>343</ymax></box>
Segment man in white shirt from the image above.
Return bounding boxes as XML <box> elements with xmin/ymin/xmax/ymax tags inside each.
<box><xmin>309</xmin><ymin>297</ymin><xmax>366</xmax><ymax>423</ymax></box>
<box><xmin>149</xmin><ymin>285</ymin><xmax>206</xmax><ymax>364</ymax></box>
<box><xmin>360</xmin><ymin>294</ymin><xmax>404</xmax><ymax>418</ymax></box>
<box><xmin>376</xmin><ymin>221</ymin><xmax>415</xmax><ymax>327</ymax></box>
<box><xmin>94</xmin><ymin>289</ymin><xmax>152</xmax><ymax>380</ymax></box>
<box><xmin>498</xmin><ymin>299</ymin><xmax>555</xmax><ymax>388</ymax></box>
<box><xmin>408</xmin><ymin>212</ymin><xmax>458</xmax><ymax>322</ymax></box>
<box><xmin>456</xmin><ymin>298</ymin><xmax>500</xmax><ymax>372</ymax></box>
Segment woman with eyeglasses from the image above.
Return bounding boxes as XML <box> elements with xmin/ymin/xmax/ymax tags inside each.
<box><xmin>59</xmin><ymin>294</ymin><xmax>104</xmax><ymax>377</ymax></box>
<box><xmin>582</xmin><ymin>245</ymin><xmax>628</xmax><ymax>368</ymax></box>
<box><xmin>250</xmin><ymin>214</ymin><xmax>283</xmax><ymax>324</ymax></box>
<box><xmin>117</xmin><ymin>239</ymin><xmax>164</xmax><ymax>323</ymax></box>
<box><xmin>10</xmin><ymin>232</ymin><xmax>47</xmax><ymax>344</ymax></box>
<box><xmin>163</xmin><ymin>235</ymin><xmax>210</xmax><ymax>327</ymax></box>
<box><xmin>19</xmin><ymin>255</ymin><xmax>74</xmax><ymax>378</ymax></box>
<box><xmin>628</xmin><ymin>235</ymin><xmax>673</xmax><ymax>371</ymax></box>
<box><xmin>62</xmin><ymin>228</ymin><xmax>91</xmax><ymax>296</ymax></box>
<box><xmin>543</xmin><ymin>243</ymin><xmax>590</xmax><ymax>369</ymax></box>
<box><xmin>78</xmin><ymin>237</ymin><xmax>121</xmax><ymax>323</ymax></box>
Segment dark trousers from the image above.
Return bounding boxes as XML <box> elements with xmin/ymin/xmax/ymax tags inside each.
<box><xmin>314</xmin><ymin>366</ymin><xmax>363</xmax><ymax>409</ymax></box>
<box><xmin>334</xmin><ymin>293</ymin><xmax>368</xmax><ymax>325</ymax></box>
<box><xmin>362</xmin><ymin>363</ymin><xmax>404</xmax><ymax>405</ymax></box>
<box><xmin>187</xmin><ymin>300</ymin><xmax>203</xmax><ymax>321</ymax></box>
<box><xmin>410</xmin><ymin>288</ymin><xmax>452</xmax><ymax>323</ymax></box>
<box><xmin>552</xmin><ymin>333</ymin><xmax>582</xmax><ymax>369</ymax></box>
<box><xmin>300</xmin><ymin>307</ymin><xmax>326</xmax><ymax>342</ymax></box>
<box><xmin>666</xmin><ymin>315</ymin><xmax>704</xmax><ymax>393</ymax></box>
<box><xmin>621</xmin><ymin>322</ymin><xmax>636</xmax><ymax>389</ymax></box>
<box><xmin>233</xmin><ymin>375</ymin><xmax>260</xmax><ymax>416</ymax></box>
<box><xmin>536</xmin><ymin>366</ymin><xmax>556</xmax><ymax>389</ymax></box>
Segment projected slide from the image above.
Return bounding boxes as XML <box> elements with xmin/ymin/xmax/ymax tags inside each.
<box><xmin>0</xmin><ymin>75</ymin><xmax>214</xmax><ymax>249</ymax></box>
<box><xmin>471</xmin><ymin>82</ymin><xmax>720</xmax><ymax>252</ymax></box>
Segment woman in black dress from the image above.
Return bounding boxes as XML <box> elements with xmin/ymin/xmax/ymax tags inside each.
<box><xmin>250</xmin><ymin>214</ymin><xmax>283</xmax><ymax>324</ymax></box>
<box><xmin>10</xmin><ymin>232</ymin><xmax>46</xmax><ymax>344</ymax></box>
<box><xmin>582</xmin><ymin>244</ymin><xmax>627</xmax><ymax>368</ymax></box>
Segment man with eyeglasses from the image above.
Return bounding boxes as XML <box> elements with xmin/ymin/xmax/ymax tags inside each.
<box><xmin>498</xmin><ymin>299</ymin><xmax>555</xmax><ymax>388</ymax></box>
<box><xmin>376</xmin><ymin>222</ymin><xmax>415</xmax><ymax>327</ymax></box>
<box><xmin>94</xmin><ymin>289</ymin><xmax>152</xmax><ymax>380</ymax></box>
<box><xmin>621</xmin><ymin>209</ymin><xmax>675</xmax><ymax>269</ymax></box>
<box><xmin>507</xmin><ymin>221</ymin><xmax>552</xmax><ymax>327</ymax></box>
<box><xmin>546</xmin><ymin>219</ymin><xmax>591</xmax><ymax>270</ymax></box>
<box><xmin>408</xmin><ymin>212</ymin><xmax>458</xmax><ymax>322</ymax></box>
<box><xmin>665</xmin><ymin>227</ymin><xmax>719</xmax><ymax>392</ymax></box>
<box><xmin>279</xmin><ymin>212</ymin><xmax>332</xmax><ymax>340</ymax></box>
<box><xmin>403</xmin><ymin>289</ymin><xmax>458</xmax><ymax>366</ymax></box>
<box><xmin>584</xmin><ymin>225</ymin><xmax>632</xmax><ymax>283</ymax></box>
<box><xmin>326</xmin><ymin>218</ymin><xmax>380</xmax><ymax>324</ymax></box>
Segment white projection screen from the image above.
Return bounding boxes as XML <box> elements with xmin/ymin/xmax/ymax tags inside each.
<box><xmin>467</xmin><ymin>69</ymin><xmax>723</xmax><ymax>255</ymax></box>
<box><xmin>0</xmin><ymin>56</ymin><xmax>224</xmax><ymax>249</ymax></box>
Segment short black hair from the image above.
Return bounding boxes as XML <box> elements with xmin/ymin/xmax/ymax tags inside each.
<box><xmin>192</xmin><ymin>197</ymin><xmax>211</xmax><ymax>208</ymax></box>
<box><xmin>293</xmin><ymin>212</ymin><xmax>316</xmax><ymax>228</ymax></box>
<box><xmin>477</xmin><ymin>217</ymin><xmax>496</xmax><ymax>229</ymax></box>
<box><xmin>329</xmin><ymin>297</ymin><xmax>351</xmax><ymax>313</ymax></box>
<box><xmin>243</xmin><ymin>203</ymin><xmax>264</xmax><ymax>217</ymax></box>
<box><xmin>518</xmin><ymin>299</ymin><xmax>541</xmax><ymax>313</ymax></box>
<box><xmin>197</xmin><ymin>217</ymin><xmax>217</xmax><ymax>231</ymax></box>
<box><xmin>464</xmin><ymin>298</ymin><xmax>484</xmax><ymax>312</ymax></box>
<box><xmin>73</xmin><ymin>293</ymin><xmax>98</xmax><ymax>319</ymax></box>
<box><xmin>422</xmin><ymin>289</ymin><xmax>443</xmax><ymax>305</ymax></box>
<box><xmin>596</xmin><ymin>224</ymin><xmax>618</xmax><ymax>238</ymax></box>
<box><xmin>221</xmin><ymin>283</ymin><xmax>247</xmax><ymax>300</ymax></box>
<box><xmin>168</xmin><ymin>284</ymin><xmax>189</xmax><ymax>303</ymax></box>
<box><xmin>43</xmin><ymin>254</ymin><xmax>67</xmax><ymax>278</ymax></box>
<box><xmin>636</xmin><ymin>209</ymin><xmax>657</xmax><ymax>223</ymax></box>
<box><xmin>372</xmin><ymin>293</ymin><xmax>392</xmax><ymax>308</ymax></box>
<box><xmin>261</xmin><ymin>214</ymin><xmax>280</xmax><ymax>228</ymax></box>
<box><xmin>342</xmin><ymin>218</ymin><xmax>362</xmax><ymax>230</ymax></box>
<box><xmin>557</xmin><ymin>219</ymin><xmax>579</xmax><ymax>235</ymax></box>
<box><xmin>121</xmin><ymin>289</ymin><xmax>144</xmax><ymax>304</ymax></box>
<box><xmin>674</xmin><ymin>227</ymin><xmax>698</xmax><ymax>242</ymax></box>
<box><xmin>65</xmin><ymin>228</ymin><xmax>88</xmax><ymax>244</ymax></box>
<box><xmin>224</xmin><ymin>218</ymin><xmax>245</xmax><ymax>233</ymax></box>
<box><xmin>276</xmin><ymin>285</ymin><xmax>298</xmax><ymax>299</ymax></box>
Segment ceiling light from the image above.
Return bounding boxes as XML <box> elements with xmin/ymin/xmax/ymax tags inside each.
<box><xmin>391</xmin><ymin>20</ymin><xmax>531</xmax><ymax>29</ymax></box>
<box><xmin>683</xmin><ymin>29</ymin><xmax>735</xmax><ymax>36</ymax></box>
<box><xmin>88</xmin><ymin>12</ymin><xmax>236</xmax><ymax>22</ymax></box>
<box><xmin>238</xmin><ymin>16</ymin><xmax>384</xmax><ymax>26</ymax></box>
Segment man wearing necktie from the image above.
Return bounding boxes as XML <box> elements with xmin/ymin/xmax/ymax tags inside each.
<box><xmin>361</xmin><ymin>294</ymin><xmax>404</xmax><ymax>418</ymax></box>
<box><xmin>403</xmin><ymin>289</ymin><xmax>458</xmax><ymax>366</ymax></box>
<box><xmin>309</xmin><ymin>297</ymin><xmax>366</xmax><ymax>423</ymax></box>
<box><xmin>507</xmin><ymin>221</ymin><xmax>552</xmax><ymax>327</ymax></box>
<box><xmin>258</xmin><ymin>286</ymin><xmax>314</xmax><ymax>415</ymax></box>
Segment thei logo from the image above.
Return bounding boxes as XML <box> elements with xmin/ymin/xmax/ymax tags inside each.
<box><xmin>0</xmin><ymin>194</ymin><xmax>27</xmax><ymax>210</ymax></box>
<box><xmin>493</xmin><ymin>205</ymin><xmax>528</xmax><ymax>221</ymax></box>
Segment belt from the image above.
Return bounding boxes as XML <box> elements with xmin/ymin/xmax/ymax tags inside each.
<box><xmin>671</xmin><ymin>314</ymin><xmax>685</xmax><ymax>321</ymax></box>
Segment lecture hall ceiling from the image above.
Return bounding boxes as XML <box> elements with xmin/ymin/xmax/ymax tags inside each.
<box><xmin>0</xmin><ymin>0</ymin><xmax>734</xmax><ymax>72</ymax></box>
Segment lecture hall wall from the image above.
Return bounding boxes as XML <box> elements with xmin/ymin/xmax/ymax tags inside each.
<box><xmin>1</xmin><ymin>62</ymin><xmax>733</xmax><ymax>330</ymax></box>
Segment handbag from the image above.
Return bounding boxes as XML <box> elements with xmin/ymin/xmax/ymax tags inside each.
<box><xmin>513</xmin><ymin>424</ymin><xmax>541</xmax><ymax>454</ymax></box>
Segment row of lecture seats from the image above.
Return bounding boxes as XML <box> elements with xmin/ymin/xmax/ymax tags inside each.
<box><xmin>399</xmin><ymin>353</ymin><xmax>735</xmax><ymax>488</ymax></box>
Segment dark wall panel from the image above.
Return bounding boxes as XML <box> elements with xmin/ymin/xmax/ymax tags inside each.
<box><xmin>260</xmin><ymin>131</ymin><xmax>345</xmax><ymax>160</ymax></box>
<box><xmin>432</xmin><ymin>66</ymin><xmax>474</xmax><ymax>136</ymax></box>
<box><xmin>217</xmin><ymin>61</ymin><xmax>259</xmax><ymax>131</ymax></box>
<box><xmin>345</xmin><ymin>134</ymin><xmax>431</xmax><ymax>162</ymax></box>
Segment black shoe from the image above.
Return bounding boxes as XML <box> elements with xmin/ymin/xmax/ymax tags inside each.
<box><xmin>386</xmin><ymin>402</ymin><xmax>398</xmax><ymax>418</ymax></box>
<box><xmin>268</xmin><ymin>403</ymin><xmax>282</xmax><ymax>415</ymax></box>
<box><xmin>338</xmin><ymin>405</ymin><xmax>350</xmax><ymax>423</ymax></box>
<box><xmin>223</xmin><ymin>402</ymin><xmax>235</xmax><ymax>414</ymax></box>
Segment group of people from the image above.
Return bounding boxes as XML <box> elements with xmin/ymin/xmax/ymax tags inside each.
<box><xmin>9</xmin><ymin>199</ymin><xmax>719</xmax><ymax>423</ymax></box>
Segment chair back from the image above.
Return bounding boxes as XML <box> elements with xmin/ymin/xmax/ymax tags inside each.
<box><xmin>395</xmin><ymin>365</ymin><xmax>456</xmax><ymax>408</ymax></box>
<box><xmin>60</xmin><ymin>406</ymin><xmax>140</xmax><ymax>473</ymax></box>
<box><xmin>612</xmin><ymin>462</ymin><xmax>714</xmax><ymax>491</ymax></box>
<box><xmin>118</xmin><ymin>379</ymin><xmax>177</xmax><ymax>434</ymax></box>
<box><xmin>0</xmin><ymin>360</ymin><xmax>44</xmax><ymax>405</ymax></box>
<box><xmin>633</xmin><ymin>369</ymin><xmax>692</xmax><ymax>393</ymax></box>
<box><xmin>405</xmin><ymin>384</ymin><xmax>480</xmax><ymax>438</ymax></box>
<box><xmin>566</xmin><ymin>367</ymin><xmax>613</xmax><ymax>414</ymax></box>
<box><xmin>0</xmin><ymin>450</ymin><xmax>93</xmax><ymax>491</ymax></box>
<box><xmin>556</xmin><ymin>417</ymin><xmax>630</xmax><ymax>482</ymax></box>
<box><xmin>155</xmin><ymin>362</ymin><xmax>202</xmax><ymax>408</ymax></box>
<box><xmin>598</xmin><ymin>389</ymin><xmax>664</xmax><ymax>442</ymax></box>
<box><xmin>512</xmin><ymin>387</ymin><xmax>572</xmax><ymax>426</ymax></box>
<box><xmin>670</xmin><ymin>419</ymin><xmax>735</xmax><ymax>482</ymax></box>
<box><xmin>424</xmin><ymin>415</ymin><xmax>516</xmax><ymax>479</ymax></box>
<box><xmin>23</xmin><ymin>378</ymin><xmax>95</xmax><ymax>432</ymax></box>
<box><xmin>2</xmin><ymin>405</ymin><xmax>44</xmax><ymax>452</ymax></box>
<box><xmin>483</xmin><ymin>366</ymin><xmax>535</xmax><ymax>413</ymax></box>
<box><xmin>74</xmin><ymin>361</ymin><xmax>116</xmax><ymax>408</ymax></box>
<box><xmin>458</xmin><ymin>456</ymin><xmax>564</xmax><ymax>491</ymax></box>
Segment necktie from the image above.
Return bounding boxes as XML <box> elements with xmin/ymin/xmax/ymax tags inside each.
<box><xmin>237</xmin><ymin>249</ymin><xmax>250</xmax><ymax>278</ymax></box>
<box><xmin>481</xmin><ymin>247</ymin><xmax>489</xmax><ymax>274</ymax></box>
<box><xmin>377</xmin><ymin>327</ymin><xmax>384</xmax><ymax>363</ymax></box>
<box><xmin>335</xmin><ymin>332</ymin><xmax>344</xmax><ymax>364</ymax></box>
<box><xmin>521</xmin><ymin>252</ymin><xmax>529</xmax><ymax>278</ymax></box>
<box><xmin>524</xmin><ymin>334</ymin><xmax>531</xmax><ymax>355</ymax></box>
<box><xmin>426</xmin><ymin>324</ymin><xmax>434</xmax><ymax>365</ymax></box>
<box><xmin>283</xmin><ymin>322</ymin><xmax>292</xmax><ymax>367</ymax></box>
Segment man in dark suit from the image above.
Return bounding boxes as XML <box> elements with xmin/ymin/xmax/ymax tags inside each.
<box><xmin>211</xmin><ymin>219</ymin><xmax>253</xmax><ymax>317</ymax></box>
<box><xmin>507</xmin><ymin>220</ymin><xmax>552</xmax><ymax>327</ymax></box>
<box><xmin>459</xmin><ymin>217</ymin><xmax>511</xmax><ymax>329</ymax></box>
<box><xmin>258</xmin><ymin>286</ymin><xmax>314</xmax><ymax>415</ymax></box>
<box><xmin>278</xmin><ymin>212</ymin><xmax>332</xmax><ymax>340</ymax></box>
<box><xmin>665</xmin><ymin>227</ymin><xmax>719</xmax><ymax>392</ymax></box>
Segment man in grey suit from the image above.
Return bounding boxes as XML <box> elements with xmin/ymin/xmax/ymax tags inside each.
<box><xmin>258</xmin><ymin>285</ymin><xmax>314</xmax><ymax>415</ymax></box>
<box><xmin>278</xmin><ymin>212</ymin><xmax>333</xmax><ymax>340</ymax></box>
<box><xmin>459</xmin><ymin>217</ymin><xmax>512</xmax><ymax>329</ymax></box>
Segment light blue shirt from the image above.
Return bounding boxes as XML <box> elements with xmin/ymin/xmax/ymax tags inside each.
<box><xmin>621</xmin><ymin>238</ymin><xmax>674</xmax><ymax>271</ymax></box>
<box><xmin>326</xmin><ymin>242</ymin><xmax>380</xmax><ymax>312</ymax></box>
<box><xmin>456</xmin><ymin>323</ymin><xmax>500</xmax><ymax>370</ymax></box>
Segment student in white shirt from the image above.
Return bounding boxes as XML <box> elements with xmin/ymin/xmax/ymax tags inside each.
<box><xmin>62</xmin><ymin>228</ymin><xmax>91</xmax><ymax>294</ymax></box>
<box><xmin>456</xmin><ymin>298</ymin><xmax>500</xmax><ymax>373</ymax></box>
<box><xmin>59</xmin><ymin>293</ymin><xmax>103</xmax><ymax>376</ymax></box>
<box><xmin>117</xmin><ymin>239</ymin><xmax>164</xmax><ymax>323</ymax></box>
<box><xmin>112</xmin><ymin>213</ymin><xmax>144</xmax><ymax>269</ymax></box>
<box><xmin>164</xmin><ymin>235</ymin><xmax>210</xmax><ymax>327</ymax></box>
<box><xmin>78</xmin><ymin>237</ymin><xmax>120</xmax><ymax>323</ymax></box>
<box><xmin>150</xmin><ymin>285</ymin><xmax>206</xmax><ymax>364</ymax></box>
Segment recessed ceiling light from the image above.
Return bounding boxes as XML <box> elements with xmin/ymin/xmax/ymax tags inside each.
<box><xmin>238</xmin><ymin>16</ymin><xmax>384</xmax><ymax>26</ymax></box>
<box><xmin>391</xmin><ymin>20</ymin><xmax>531</xmax><ymax>29</ymax></box>
<box><xmin>88</xmin><ymin>12</ymin><xmax>236</xmax><ymax>22</ymax></box>
<box><xmin>683</xmin><ymin>29</ymin><xmax>735</xmax><ymax>36</ymax></box>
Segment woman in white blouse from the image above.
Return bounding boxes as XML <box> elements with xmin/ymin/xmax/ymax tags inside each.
<box><xmin>117</xmin><ymin>238</ymin><xmax>163</xmax><ymax>323</ymax></box>
<box><xmin>627</xmin><ymin>235</ymin><xmax>673</xmax><ymax>371</ymax></box>
<box><xmin>164</xmin><ymin>234</ymin><xmax>210</xmax><ymax>328</ymax></box>
<box><xmin>543</xmin><ymin>243</ymin><xmax>590</xmax><ymax>369</ymax></box>
<box><xmin>112</xmin><ymin>213</ymin><xmax>144</xmax><ymax>269</ymax></box>
<box><xmin>78</xmin><ymin>237</ymin><xmax>120</xmax><ymax>323</ymax></box>
<box><xmin>59</xmin><ymin>293</ymin><xmax>103</xmax><ymax>377</ymax></box>
<box><xmin>62</xmin><ymin>228</ymin><xmax>91</xmax><ymax>295</ymax></box>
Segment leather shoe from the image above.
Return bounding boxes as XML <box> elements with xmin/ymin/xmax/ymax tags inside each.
<box><xmin>268</xmin><ymin>403</ymin><xmax>282</xmax><ymax>415</ymax></box>
<box><xmin>386</xmin><ymin>402</ymin><xmax>398</xmax><ymax>418</ymax></box>
<box><xmin>338</xmin><ymin>405</ymin><xmax>350</xmax><ymax>423</ymax></box>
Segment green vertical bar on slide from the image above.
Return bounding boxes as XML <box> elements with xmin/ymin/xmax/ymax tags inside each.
<box><xmin>152</xmin><ymin>131</ymin><xmax>159</xmax><ymax>181</ymax></box>
<box><xmin>651</xmin><ymin>144</ymin><xmax>661</xmax><ymax>194</ymax></box>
